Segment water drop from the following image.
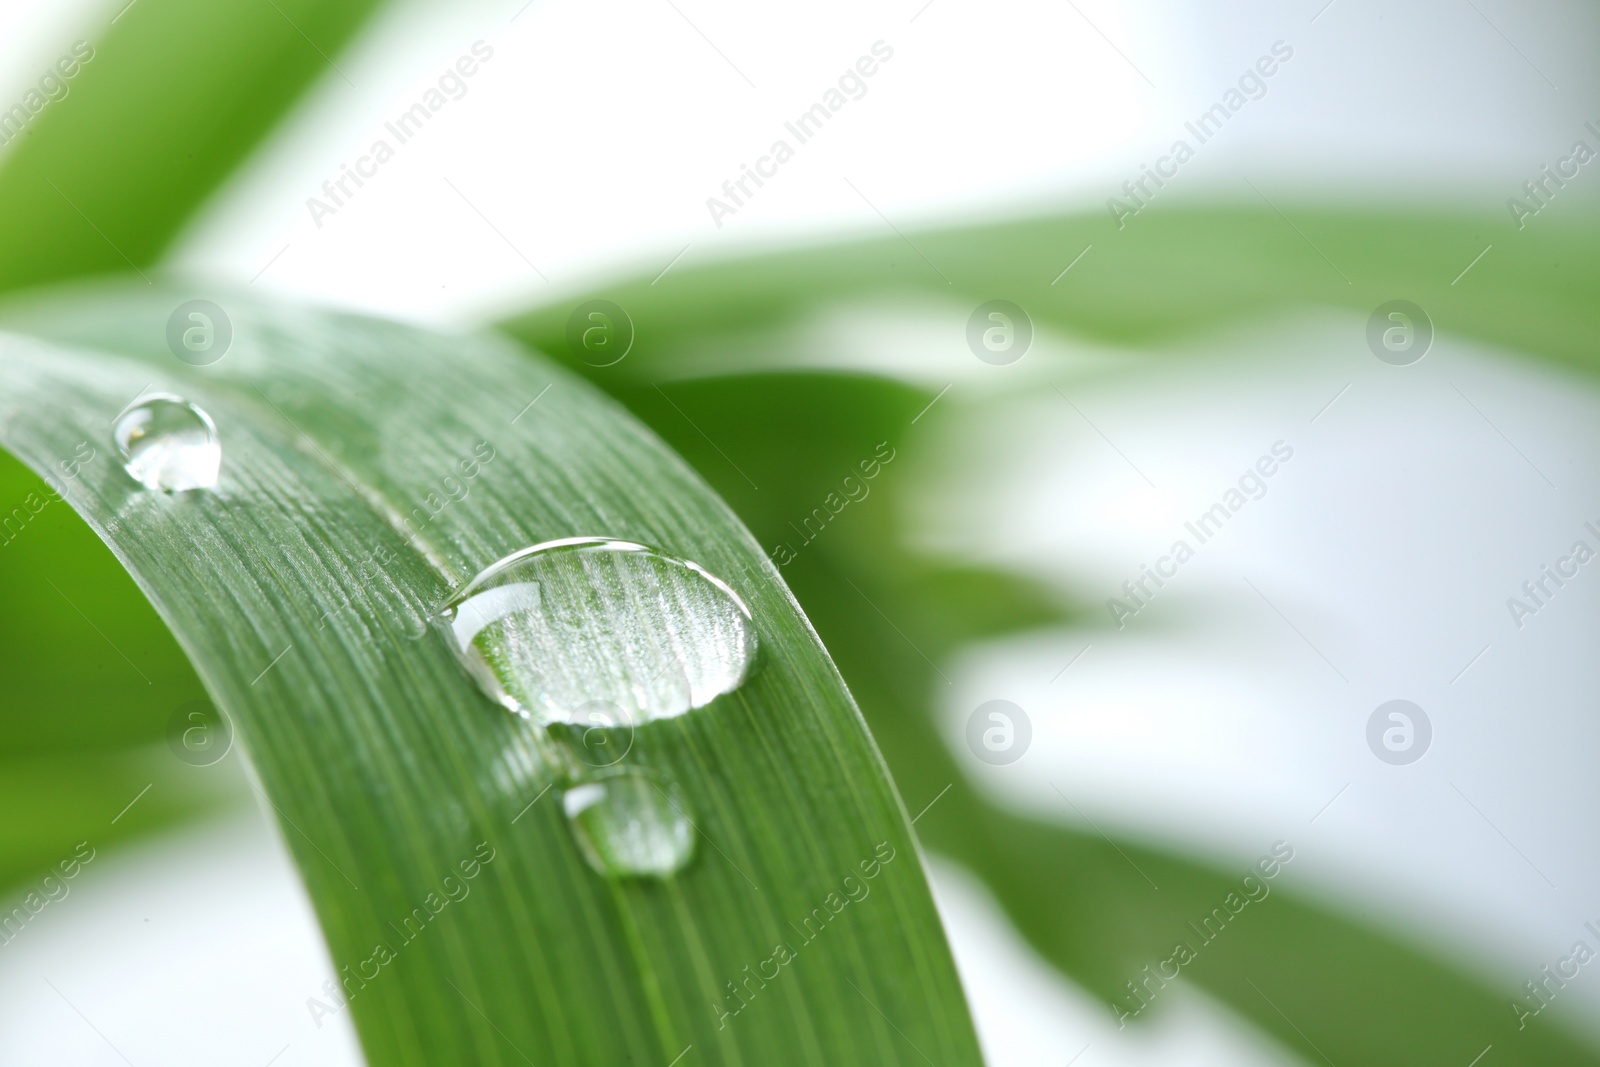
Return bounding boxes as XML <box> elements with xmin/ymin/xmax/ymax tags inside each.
<box><xmin>436</xmin><ymin>537</ymin><xmax>757</xmax><ymax>726</ymax></box>
<box><xmin>562</xmin><ymin>771</ymin><xmax>694</xmax><ymax>878</ymax></box>
<box><xmin>112</xmin><ymin>393</ymin><xmax>221</xmax><ymax>492</ymax></box>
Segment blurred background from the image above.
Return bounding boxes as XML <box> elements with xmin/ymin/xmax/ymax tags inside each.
<box><xmin>3</xmin><ymin>0</ymin><xmax>1600</xmax><ymax>1063</ymax></box>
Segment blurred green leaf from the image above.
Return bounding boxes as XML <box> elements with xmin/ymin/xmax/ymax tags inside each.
<box><xmin>504</xmin><ymin>206</ymin><xmax>1600</xmax><ymax>381</ymax></box>
<box><xmin>0</xmin><ymin>0</ymin><xmax>390</xmax><ymax>294</ymax></box>
<box><xmin>0</xmin><ymin>447</ymin><xmax>226</xmax><ymax>892</ymax></box>
<box><xmin>577</xmin><ymin>368</ymin><xmax>1600</xmax><ymax>1066</ymax></box>
<box><xmin>0</xmin><ymin>449</ymin><xmax>201</xmax><ymax>756</ymax></box>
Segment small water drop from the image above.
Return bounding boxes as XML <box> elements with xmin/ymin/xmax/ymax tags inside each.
<box><xmin>112</xmin><ymin>394</ymin><xmax>221</xmax><ymax>492</ymax></box>
<box><xmin>436</xmin><ymin>537</ymin><xmax>757</xmax><ymax>726</ymax></box>
<box><xmin>562</xmin><ymin>771</ymin><xmax>694</xmax><ymax>878</ymax></box>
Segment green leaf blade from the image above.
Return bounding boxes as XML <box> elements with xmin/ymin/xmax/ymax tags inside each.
<box><xmin>0</xmin><ymin>283</ymin><xmax>982</xmax><ymax>1067</ymax></box>
<box><xmin>503</xmin><ymin>206</ymin><xmax>1600</xmax><ymax>382</ymax></box>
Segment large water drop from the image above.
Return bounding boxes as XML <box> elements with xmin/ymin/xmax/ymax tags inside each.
<box><xmin>562</xmin><ymin>771</ymin><xmax>694</xmax><ymax>878</ymax></box>
<box><xmin>112</xmin><ymin>393</ymin><xmax>221</xmax><ymax>492</ymax></box>
<box><xmin>436</xmin><ymin>537</ymin><xmax>757</xmax><ymax>726</ymax></box>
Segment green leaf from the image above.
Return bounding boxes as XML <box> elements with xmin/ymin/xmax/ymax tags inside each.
<box><xmin>0</xmin><ymin>0</ymin><xmax>391</xmax><ymax>294</ymax></box>
<box><xmin>0</xmin><ymin>282</ymin><xmax>982</xmax><ymax>1067</ymax></box>
<box><xmin>503</xmin><ymin>205</ymin><xmax>1600</xmax><ymax>381</ymax></box>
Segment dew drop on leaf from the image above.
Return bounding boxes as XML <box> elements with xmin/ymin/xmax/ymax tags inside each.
<box><xmin>436</xmin><ymin>537</ymin><xmax>758</xmax><ymax>726</ymax></box>
<box><xmin>562</xmin><ymin>771</ymin><xmax>695</xmax><ymax>878</ymax></box>
<box><xmin>112</xmin><ymin>393</ymin><xmax>221</xmax><ymax>492</ymax></box>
